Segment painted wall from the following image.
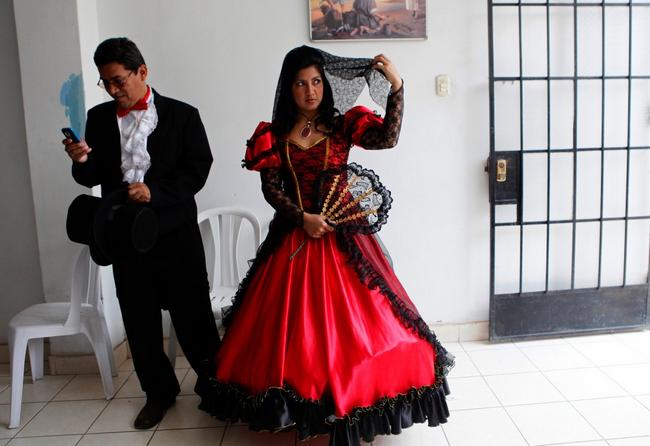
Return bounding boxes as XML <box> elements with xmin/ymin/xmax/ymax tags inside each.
<box><xmin>0</xmin><ymin>0</ymin><xmax>44</xmax><ymax>344</ymax></box>
<box><xmin>96</xmin><ymin>0</ymin><xmax>493</xmax><ymax>325</ymax></box>
<box><xmin>3</xmin><ymin>1</ymin><xmax>647</xmax><ymax>349</ymax></box>
<box><xmin>95</xmin><ymin>0</ymin><xmax>648</xmax><ymax>324</ymax></box>
<box><xmin>11</xmin><ymin>0</ymin><xmax>126</xmax><ymax>353</ymax></box>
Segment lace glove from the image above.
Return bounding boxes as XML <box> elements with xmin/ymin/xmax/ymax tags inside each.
<box><xmin>260</xmin><ymin>168</ymin><xmax>304</xmax><ymax>226</ymax></box>
<box><xmin>358</xmin><ymin>84</ymin><xmax>404</xmax><ymax>150</ymax></box>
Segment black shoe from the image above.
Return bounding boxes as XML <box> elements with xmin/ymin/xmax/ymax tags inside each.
<box><xmin>134</xmin><ymin>399</ymin><xmax>175</xmax><ymax>429</ymax></box>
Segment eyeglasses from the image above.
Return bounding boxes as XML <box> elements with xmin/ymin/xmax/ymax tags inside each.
<box><xmin>97</xmin><ymin>71</ymin><xmax>135</xmax><ymax>90</ymax></box>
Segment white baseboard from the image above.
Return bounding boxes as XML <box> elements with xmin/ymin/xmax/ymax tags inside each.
<box><xmin>431</xmin><ymin>321</ymin><xmax>489</xmax><ymax>343</ymax></box>
<box><xmin>48</xmin><ymin>341</ymin><xmax>130</xmax><ymax>375</ymax></box>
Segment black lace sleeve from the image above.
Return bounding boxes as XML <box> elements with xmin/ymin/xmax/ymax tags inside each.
<box><xmin>358</xmin><ymin>85</ymin><xmax>404</xmax><ymax>150</ymax></box>
<box><xmin>260</xmin><ymin>168</ymin><xmax>304</xmax><ymax>227</ymax></box>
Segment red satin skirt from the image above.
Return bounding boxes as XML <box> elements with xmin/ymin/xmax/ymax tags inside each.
<box><xmin>216</xmin><ymin>228</ymin><xmax>436</xmax><ymax>417</ymax></box>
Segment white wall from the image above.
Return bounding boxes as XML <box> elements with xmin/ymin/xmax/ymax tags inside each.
<box><xmin>96</xmin><ymin>0</ymin><xmax>493</xmax><ymax>325</ymax></box>
<box><xmin>11</xmin><ymin>0</ymin><xmax>125</xmax><ymax>354</ymax></box>
<box><xmin>4</xmin><ymin>0</ymin><xmax>646</xmax><ymax>346</ymax></box>
<box><xmin>0</xmin><ymin>0</ymin><xmax>44</xmax><ymax>344</ymax></box>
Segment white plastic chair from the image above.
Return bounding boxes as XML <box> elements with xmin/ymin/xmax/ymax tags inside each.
<box><xmin>167</xmin><ymin>207</ymin><xmax>261</xmax><ymax>367</ymax></box>
<box><xmin>7</xmin><ymin>246</ymin><xmax>116</xmax><ymax>428</ymax></box>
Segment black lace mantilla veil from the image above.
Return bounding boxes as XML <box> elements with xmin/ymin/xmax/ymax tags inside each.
<box><xmin>211</xmin><ymin>46</ymin><xmax>454</xmax><ymax>446</ymax></box>
<box><xmin>272</xmin><ymin>46</ymin><xmax>391</xmax><ymax>118</ymax></box>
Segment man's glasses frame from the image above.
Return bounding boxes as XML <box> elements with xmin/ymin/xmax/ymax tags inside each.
<box><xmin>97</xmin><ymin>70</ymin><xmax>135</xmax><ymax>91</ymax></box>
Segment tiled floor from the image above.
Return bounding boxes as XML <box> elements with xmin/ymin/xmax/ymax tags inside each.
<box><xmin>1</xmin><ymin>329</ymin><xmax>650</xmax><ymax>445</ymax></box>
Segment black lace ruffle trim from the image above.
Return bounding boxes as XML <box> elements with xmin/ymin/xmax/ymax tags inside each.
<box><xmin>198</xmin><ymin>380</ymin><xmax>449</xmax><ymax>446</ymax></box>
<box><xmin>336</xmin><ymin>232</ymin><xmax>455</xmax><ymax>387</ymax></box>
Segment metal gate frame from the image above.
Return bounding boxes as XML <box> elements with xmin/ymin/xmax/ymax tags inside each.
<box><xmin>487</xmin><ymin>0</ymin><xmax>650</xmax><ymax>341</ymax></box>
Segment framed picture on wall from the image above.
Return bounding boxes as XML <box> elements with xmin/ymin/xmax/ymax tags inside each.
<box><xmin>310</xmin><ymin>0</ymin><xmax>426</xmax><ymax>41</ymax></box>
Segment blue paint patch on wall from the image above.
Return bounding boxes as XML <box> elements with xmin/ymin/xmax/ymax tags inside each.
<box><xmin>59</xmin><ymin>73</ymin><xmax>86</xmax><ymax>136</ymax></box>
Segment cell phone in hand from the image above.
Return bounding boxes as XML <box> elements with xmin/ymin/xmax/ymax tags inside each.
<box><xmin>61</xmin><ymin>127</ymin><xmax>80</xmax><ymax>143</ymax></box>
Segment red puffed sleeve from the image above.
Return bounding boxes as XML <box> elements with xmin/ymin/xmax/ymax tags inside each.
<box><xmin>343</xmin><ymin>86</ymin><xmax>404</xmax><ymax>150</ymax></box>
<box><xmin>343</xmin><ymin>106</ymin><xmax>384</xmax><ymax>148</ymax></box>
<box><xmin>242</xmin><ymin>122</ymin><xmax>282</xmax><ymax>171</ymax></box>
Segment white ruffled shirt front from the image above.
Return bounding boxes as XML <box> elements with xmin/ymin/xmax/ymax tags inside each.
<box><xmin>117</xmin><ymin>88</ymin><xmax>158</xmax><ymax>184</ymax></box>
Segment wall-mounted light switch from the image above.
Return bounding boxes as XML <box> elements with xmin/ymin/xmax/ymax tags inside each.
<box><xmin>436</xmin><ymin>75</ymin><xmax>450</xmax><ymax>97</ymax></box>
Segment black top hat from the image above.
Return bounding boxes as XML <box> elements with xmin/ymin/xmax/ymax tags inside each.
<box><xmin>66</xmin><ymin>188</ymin><xmax>159</xmax><ymax>266</ymax></box>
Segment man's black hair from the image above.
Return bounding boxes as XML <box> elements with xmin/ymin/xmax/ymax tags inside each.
<box><xmin>93</xmin><ymin>37</ymin><xmax>145</xmax><ymax>70</ymax></box>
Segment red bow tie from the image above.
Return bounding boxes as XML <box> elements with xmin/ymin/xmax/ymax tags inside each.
<box><xmin>116</xmin><ymin>87</ymin><xmax>151</xmax><ymax>117</ymax></box>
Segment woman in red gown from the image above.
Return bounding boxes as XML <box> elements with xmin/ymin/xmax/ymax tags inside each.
<box><xmin>200</xmin><ymin>46</ymin><xmax>453</xmax><ymax>446</ymax></box>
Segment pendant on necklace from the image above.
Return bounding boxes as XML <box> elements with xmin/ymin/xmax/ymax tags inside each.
<box><xmin>300</xmin><ymin>120</ymin><xmax>312</xmax><ymax>138</ymax></box>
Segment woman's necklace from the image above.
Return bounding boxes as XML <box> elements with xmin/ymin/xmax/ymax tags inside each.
<box><xmin>298</xmin><ymin>112</ymin><xmax>317</xmax><ymax>138</ymax></box>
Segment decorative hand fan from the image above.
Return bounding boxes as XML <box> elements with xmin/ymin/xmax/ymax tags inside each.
<box><xmin>289</xmin><ymin>162</ymin><xmax>392</xmax><ymax>260</ymax></box>
<box><xmin>318</xmin><ymin>162</ymin><xmax>392</xmax><ymax>233</ymax></box>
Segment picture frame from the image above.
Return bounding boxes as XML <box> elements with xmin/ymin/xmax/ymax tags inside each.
<box><xmin>309</xmin><ymin>0</ymin><xmax>427</xmax><ymax>41</ymax></box>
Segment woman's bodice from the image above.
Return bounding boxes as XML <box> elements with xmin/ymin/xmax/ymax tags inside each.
<box><xmin>282</xmin><ymin>132</ymin><xmax>351</xmax><ymax>212</ymax></box>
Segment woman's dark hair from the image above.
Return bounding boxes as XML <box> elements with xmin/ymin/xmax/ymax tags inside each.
<box><xmin>93</xmin><ymin>37</ymin><xmax>146</xmax><ymax>71</ymax></box>
<box><xmin>272</xmin><ymin>46</ymin><xmax>339</xmax><ymax>136</ymax></box>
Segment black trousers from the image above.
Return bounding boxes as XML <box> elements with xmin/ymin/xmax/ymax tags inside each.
<box><xmin>112</xmin><ymin>220</ymin><xmax>220</xmax><ymax>403</ymax></box>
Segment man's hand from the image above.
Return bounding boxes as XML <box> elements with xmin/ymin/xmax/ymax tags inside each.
<box><xmin>128</xmin><ymin>182</ymin><xmax>151</xmax><ymax>203</ymax></box>
<box><xmin>63</xmin><ymin>138</ymin><xmax>92</xmax><ymax>163</ymax></box>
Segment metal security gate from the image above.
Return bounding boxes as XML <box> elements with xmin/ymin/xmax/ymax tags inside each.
<box><xmin>487</xmin><ymin>0</ymin><xmax>650</xmax><ymax>341</ymax></box>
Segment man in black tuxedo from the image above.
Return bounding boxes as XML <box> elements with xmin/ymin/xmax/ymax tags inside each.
<box><xmin>63</xmin><ymin>37</ymin><xmax>219</xmax><ymax>429</ymax></box>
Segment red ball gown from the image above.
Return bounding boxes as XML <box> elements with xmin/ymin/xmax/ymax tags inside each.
<box><xmin>200</xmin><ymin>87</ymin><xmax>453</xmax><ymax>446</ymax></box>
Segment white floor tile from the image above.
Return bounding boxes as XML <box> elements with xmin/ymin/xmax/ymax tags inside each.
<box><xmin>446</xmin><ymin>351</ymin><xmax>480</xmax><ymax>378</ymax></box>
<box><xmin>636</xmin><ymin>395</ymin><xmax>650</xmax><ymax>411</ymax></box>
<box><xmin>446</xmin><ymin>377</ymin><xmax>500</xmax><ymax>411</ymax></box>
<box><xmin>571</xmin><ymin>342</ymin><xmax>650</xmax><ymax>367</ymax></box>
<box><xmin>617</xmin><ymin>334</ymin><xmax>650</xmax><ymax>356</ymax></box>
<box><xmin>179</xmin><ymin>369</ymin><xmax>197</xmax><ymax>396</ymax></box>
<box><xmin>608</xmin><ymin>437</ymin><xmax>650</xmax><ymax>446</ymax></box>
<box><xmin>466</xmin><ymin>349</ymin><xmax>537</xmax><ymax>376</ymax></box>
<box><xmin>512</xmin><ymin>337</ymin><xmax>567</xmax><ymax>348</ymax></box>
<box><xmin>173</xmin><ymin>356</ymin><xmax>190</xmax><ymax>369</ymax></box>
<box><xmin>0</xmin><ymin>403</ymin><xmax>46</xmax><ymax>439</ymax></box>
<box><xmin>601</xmin><ymin>364</ymin><xmax>650</xmax><ymax>395</ymax></box>
<box><xmin>220</xmin><ymin>425</ymin><xmax>295</xmax><ymax>446</ymax></box>
<box><xmin>0</xmin><ymin>376</ymin><xmax>74</xmax><ymax>404</ymax></box>
<box><xmin>0</xmin><ymin>439</ymin><xmax>6</xmax><ymax>446</ymax></box>
<box><xmin>519</xmin><ymin>344</ymin><xmax>594</xmax><ymax>371</ymax></box>
<box><xmin>149</xmin><ymin>427</ymin><xmax>225</xmax><ymax>446</ymax></box>
<box><xmin>87</xmin><ymin>397</ymin><xmax>147</xmax><ymax>433</ymax></box>
<box><xmin>158</xmin><ymin>395</ymin><xmax>225</xmax><ymax>430</ymax></box>
<box><xmin>460</xmin><ymin>340</ymin><xmax>515</xmax><ymax>352</ymax></box>
<box><xmin>372</xmin><ymin>422</ymin><xmax>448</xmax><ymax>445</ymax></box>
<box><xmin>506</xmin><ymin>402</ymin><xmax>601</xmax><ymax>445</ymax></box>
<box><xmin>543</xmin><ymin>442</ymin><xmax>607</xmax><ymax>446</ymax></box>
<box><xmin>114</xmin><ymin>372</ymin><xmax>143</xmax><ymax>399</ymax></box>
<box><xmin>54</xmin><ymin>372</ymin><xmax>130</xmax><ymax>401</ymax></box>
<box><xmin>572</xmin><ymin>397</ymin><xmax>650</xmax><ymax>439</ymax></box>
<box><xmin>78</xmin><ymin>431</ymin><xmax>153</xmax><ymax>446</ymax></box>
<box><xmin>16</xmin><ymin>400</ymin><xmax>107</xmax><ymax>437</ymax></box>
<box><xmin>442</xmin><ymin>407</ymin><xmax>526</xmax><ymax>446</ymax></box>
<box><xmin>117</xmin><ymin>359</ymin><xmax>134</xmax><ymax>372</ymax></box>
<box><xmin>485</xmin><ymin>372</ymin><xmax>564</xmax><ymax>406</ymax></box>
<box><xmin>115</xmin><ymin>369</ymin><xmax>187</xmax><ymax>399</ymax></box>
<box><xmin>6</xmin><ymin>435</ymin><xmax>82</xmax><ymax>445</ymax></box>
<box><xmin>563</xmin><ymin>333</ymin><xmax>617</xmax><ymax>344</ymax></box>
<box><xmin>544</xmin><ymin>368</ymin><xmax>628</xmax><ymax>400</ymax></box>
<box><xmin>441</xmin><ymin>343</ymin><xmax>463</xmax><ymax>354</ymax></box>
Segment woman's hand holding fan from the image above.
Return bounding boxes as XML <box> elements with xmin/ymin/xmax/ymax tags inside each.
<box><xmin>290</xmin><ymin>163</ymin><xmax>392</xmax><ymax>260</ymax></box>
